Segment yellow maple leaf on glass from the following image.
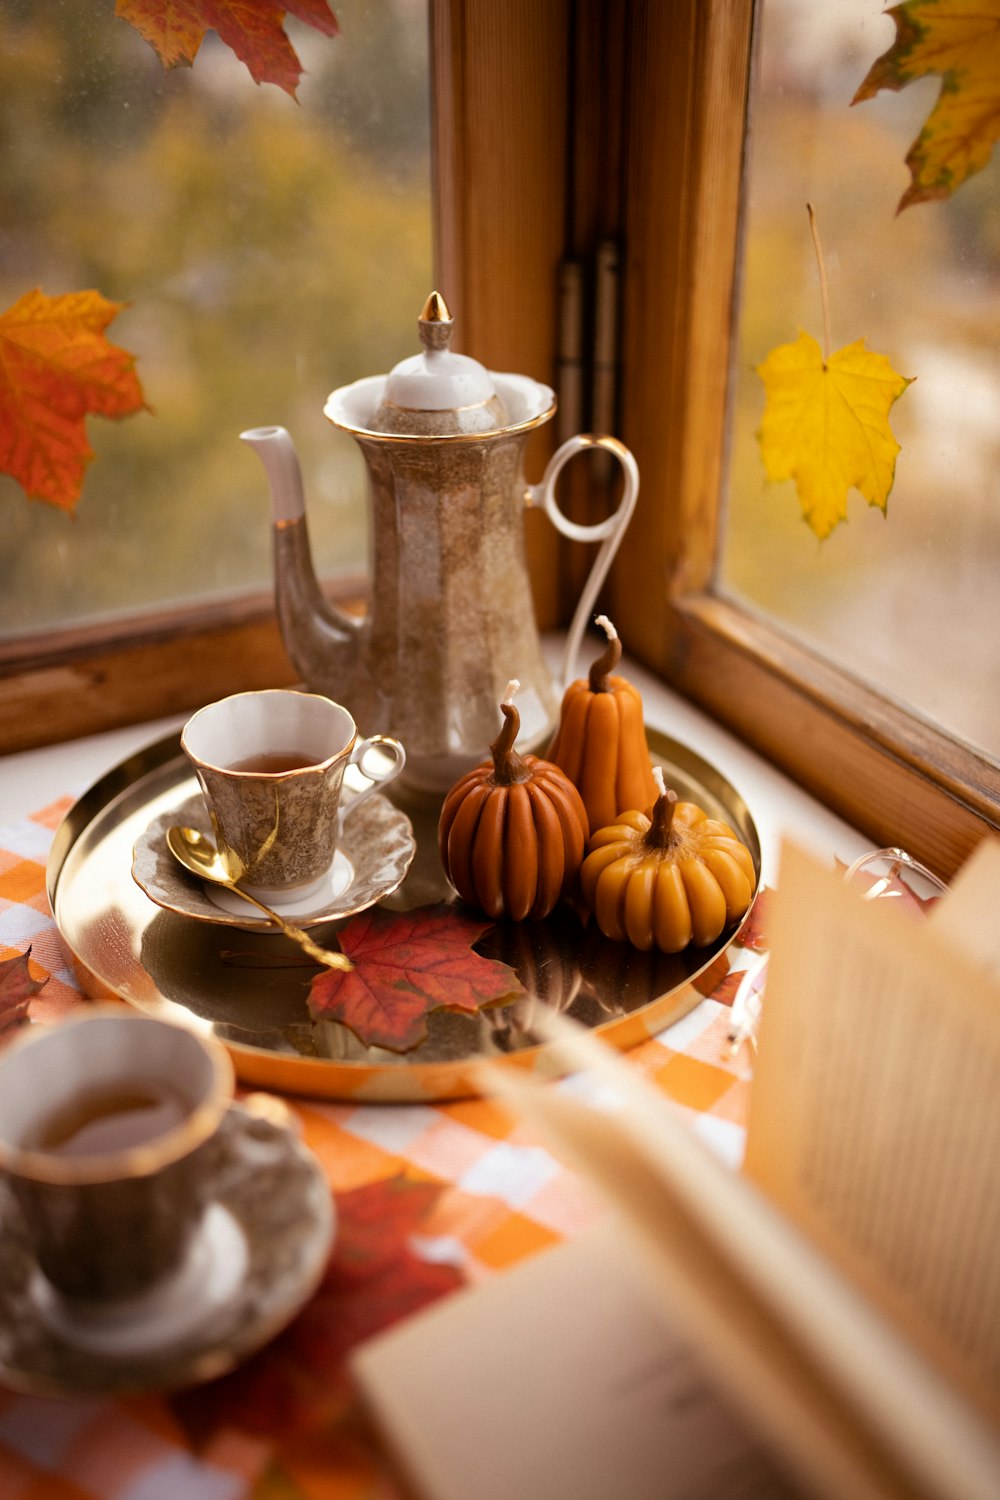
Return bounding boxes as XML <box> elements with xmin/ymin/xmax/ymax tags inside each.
<box><xmin>853</xmin><ymin>0</ymin><xmax>1000</xmax><ymax>211</ymax></box>
<box><xmin>756</xmin><ymin>332</ymin><xmax>913</xmax><ymax>542</ymax></box>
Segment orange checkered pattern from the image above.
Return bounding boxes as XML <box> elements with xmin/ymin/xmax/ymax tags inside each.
<box><xmin>0</xmin><ymin>798</ymin><xmax>756</xmax><ymax>1500</ymax></box>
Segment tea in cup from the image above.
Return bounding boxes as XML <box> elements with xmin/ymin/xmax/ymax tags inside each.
<box><xmin>181</xmin><ymin>688</ymin><xmax>406</xmax><ymax>901</ymax></box>
<box><xmin>0</xmin><ymin>1009</ymin><xmax>233</xmax><ymax>1304</ymax></box>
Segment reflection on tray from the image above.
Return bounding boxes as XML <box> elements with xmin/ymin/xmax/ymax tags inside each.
<box><xmin>474</xmin><ymin>909</ymin><xmax>732</xmax><ymax>1054</ymax></box>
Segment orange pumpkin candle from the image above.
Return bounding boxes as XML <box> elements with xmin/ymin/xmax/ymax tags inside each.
<box><xmin>547</xmin><ymin>614</ymin><xmax>657</xmax><ymax>832</ymax></box>
<box><xmin>580</xmin><ymin>767</ymin><xmax>755</xmax><ymax>952</ymax></box>
<box><xmin>439</xmin><ymin>680</ymin><xmax>590</xmax><ymax>921</ymax></box>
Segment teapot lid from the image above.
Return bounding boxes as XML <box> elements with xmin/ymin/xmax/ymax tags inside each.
<box><xmin>375</xmin><ymin>292</ymin><xmax>509</xmax><ymax>434</ymax></box>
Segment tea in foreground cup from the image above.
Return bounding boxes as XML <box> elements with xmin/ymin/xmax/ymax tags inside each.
<box><xmin>181</xmin><ymin>688</ymin><xmax>406</xmax><ymax>901</ymax></box>
<box><xmin>0</xmin><ymin>1009</ymin><xmax>233</xmax><ymax>1303</ymax></box>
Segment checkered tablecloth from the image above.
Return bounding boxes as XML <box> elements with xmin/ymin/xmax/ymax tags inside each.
<box><xmin>0</xmin><ymin>795</ymin><xmax>758</xmax><ymax>1500</ymax></box>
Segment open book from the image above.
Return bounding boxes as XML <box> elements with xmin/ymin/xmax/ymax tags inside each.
<box><xmin>352</xmin><ymin>840</ymin><xmax>1000</xmax><ymax>1500</ymax></box>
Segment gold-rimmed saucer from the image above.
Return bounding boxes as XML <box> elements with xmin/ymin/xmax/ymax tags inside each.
<box><xmin>0</xmin><ymin>1103</ymin><xmax>334</xmax><ymax>1397</ymax></box>
<box><xmin>132</xmin><ymin>791</ymin><xmax>416</xmax><ymax>931</ymax></box>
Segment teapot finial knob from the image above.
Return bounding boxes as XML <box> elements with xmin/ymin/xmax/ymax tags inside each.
<box><xmin>371</xmin><ymin>292</ymin><xmax>506</xmax><ymax>432</ymax></box>
<box><xmin>419</xmin><ymin>290</ymin><xmax>453</xmax><ymax>352</ymax></box>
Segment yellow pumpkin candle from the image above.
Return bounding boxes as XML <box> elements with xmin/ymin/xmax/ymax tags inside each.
<box><xmin>439</xmin><ymin>680</ymin><xmax>590</xmax><ymax>921</ymax></box>
<box><xmin>547</xmin><ymin>615</ymin><xmax>657</xmax><ymax>832</ymax></box>
<box><xmin>580</xmin><ymin>768</ymin><xmax>755</xmax><ymax>952</ymax></box>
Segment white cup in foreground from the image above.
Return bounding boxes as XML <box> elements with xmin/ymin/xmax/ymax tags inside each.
<box><xmin>0</xmin><ymin>1009</ymin><xmax>234</xmax><ymax>1304</ymax></box>
<box><xmin>181</xmin><ymin>688</ymin><xmax>406</xmax><ymax>901</ymax></box>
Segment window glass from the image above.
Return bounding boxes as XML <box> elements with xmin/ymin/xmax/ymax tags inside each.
<box><xmin>722</xmin><ymin>0</ymin><xmax>1000</xmax><ymax>758</ymax></box>
<box><xmin>0</xmin><ymin>0</ymin><xmax>431</xmax><ymax>637</ymax></box>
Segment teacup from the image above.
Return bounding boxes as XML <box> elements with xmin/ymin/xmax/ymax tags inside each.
<box><xmin>0</xmin><ymin>1009</ymin><xmax>233</xmax><ymax>1304</ymax></box>
<box><xmin>181</xmin><ymin>688</ymin><xmax>406</xmax><ymax>901</ymax></box>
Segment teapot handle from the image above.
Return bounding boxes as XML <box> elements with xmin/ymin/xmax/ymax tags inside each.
<box><xmin>529</xmin><ymin>433</ymin><xmax>639</xmax><ymax>690</ymax></box>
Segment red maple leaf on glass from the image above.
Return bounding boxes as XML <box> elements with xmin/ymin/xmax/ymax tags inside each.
<box><xmin>308</xmin><ymin>903</ymin><xmax>525</xmax><ymax>1052</ymax></box>
<box><xmin>0</xmin><ymin>289</ymin><xmax>146</xmax><ymax>512</ymax></box>
<box><xmin>117</xmin><ymin>0</ymin><xmax>340</xmax><ymax>97</ymax></box>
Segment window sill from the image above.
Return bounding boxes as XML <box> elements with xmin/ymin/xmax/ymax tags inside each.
<box><xmin>659</xmin><ymin>593</ymin><xmax>998</xmax><ymax>882</ymax></box>
<box><xmin>0</xmin><ymin>583</ymin><xmax>365</xmax><ymax>757</ymax></box>
<box><xmin>0</xmin><ymin>637</ymin><xmax>871</xmax><ymax>885</ymax></box>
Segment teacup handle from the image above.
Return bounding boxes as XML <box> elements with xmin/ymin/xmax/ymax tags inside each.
<box><xmin>341</xmin><ymin>734</ymin><xmax>406</xmax><ymax>825</ymax></box>
<box><xmin>529</xmin><ymin>433</ymin><xmax>639</xmax><ymax>689</ymax></box>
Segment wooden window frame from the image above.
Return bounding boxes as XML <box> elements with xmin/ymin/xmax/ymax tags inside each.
<box><xmin>599</xmin><ymin>0</ymin><xmax>1000</xmax><ymax>880</ymax></box>
<box><xmin>2</xmin><ymin>0</ymin><xmax>997</xmax><ymax>883</ymax></box>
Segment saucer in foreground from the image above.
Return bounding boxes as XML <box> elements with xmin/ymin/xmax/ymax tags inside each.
<box><xmin>132</xmin><ymin>790</ymin><xmax>416</xmax><ymax>931</ymax></box>
<box><xmin>0</xmin><ymin>1102</ymin><xmax>334</xmax><ymax>1397</ymax></box>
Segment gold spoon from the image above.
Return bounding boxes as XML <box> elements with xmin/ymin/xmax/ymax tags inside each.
<box><xmin>166</xmin><ymin>826</ymin><xmax>352</xmax><ymax>972</ymax></box>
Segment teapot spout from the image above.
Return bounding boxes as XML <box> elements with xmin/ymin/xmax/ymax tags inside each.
<box><xmin>241</xmin><ymin>424</ymin><xmax>310</xmax><ymax>524</ymax></box>
<box><xmin>241</xmin><ymin>425</ymin><xmax>362</xmax><ymax>702</ymax></box>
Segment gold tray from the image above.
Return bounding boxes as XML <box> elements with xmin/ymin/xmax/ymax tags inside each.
<box><xmin>47</xmin><ymin>730</ymin><xmax>760</xmax><ymax>1103</ymax></box>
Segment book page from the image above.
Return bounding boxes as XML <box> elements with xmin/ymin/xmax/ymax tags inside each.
<box><xmin>927</xmin><ymin>836</ymin><xmax>1000</xmax><ymax>975</ymax></box>
<box><xmin>353</xmin><ymin>1220</ymin><xmax>806</xmax><ymax>1500</ymax></box>
<box><xmin>482</xmin><ymin>1021</ymin><xmax>1000</xmax><ymax>1500</ymax></box>
<box><xmin>744</xmin><ymin>839</ymin><xmax>1000</xmax><ymax>1431</ymax></box>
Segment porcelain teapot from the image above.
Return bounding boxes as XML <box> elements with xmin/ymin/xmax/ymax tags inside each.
<box><xmin>242</xmin><ymin>293</ymin><xmax>638</xmax><ymax>794</ymax></box>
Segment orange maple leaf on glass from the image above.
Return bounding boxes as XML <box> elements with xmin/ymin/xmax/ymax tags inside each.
<box><xmin>117</xmin><ymin>0</ymin><xmax>340</xmax><ymax>97</ymax></box>
<box><xmin>0</xmin><ymin>289</ymin><xmax>146</xmax><ymax>513</ymax></box>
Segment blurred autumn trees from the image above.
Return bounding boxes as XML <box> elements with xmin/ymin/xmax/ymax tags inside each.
<box><xmin>0</xmin><ymin>0</ymin><xmax>431</xmax><ymax>634</ymax></box>
<box><xmin>5</xmin><ymin>0</ymin><xmax>997</xmax><ymax>757</ymax></box>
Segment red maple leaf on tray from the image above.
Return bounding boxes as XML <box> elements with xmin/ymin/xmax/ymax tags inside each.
<box><xmin>117</xmin><ymin>0</ymin><xmax>340</xmax><ymax>97</ymax></box>
<box><xmin>308</xmin><ymin>903</ymin><xmax>525</xmax><ymax>1053</ymax></box>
